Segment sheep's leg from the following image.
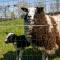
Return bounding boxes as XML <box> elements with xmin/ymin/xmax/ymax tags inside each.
<box><xmin>42</xmin><ymin>52</ymin><xmax>46</xmax><ymax>60</ymax></box>
<box><xmin>46</xmin><ymin>55</ymin><xmax>48</xmax><ymax>60</ymax></box>
<box><xmin>19</xmin><ymin>49</ymin><xmax>24</xmax><ymax>60</ymax></box>
<box><xmin>16</xmin><ymin>50</ymin><xmax>20</xmax><ymax>60</ymax></box>
<box><xmin>42</xmin><ymin>52</ymin><xmax>48</xmax><ymax>60</ymax></box>
<box><xmin>16</xmin><ymin>48</ymin><xmax>24</xmax><ymax>60</ymax></box>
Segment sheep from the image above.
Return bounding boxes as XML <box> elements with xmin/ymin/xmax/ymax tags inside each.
<box><xmin>21</xmin><ymin>7</ymin><xmax>60</xmax><ymax>60</ymax></box>
<box><xmin>5</xmin><ymin>32</ymin><xmax>30</xmax><ymax>60</ymax></box>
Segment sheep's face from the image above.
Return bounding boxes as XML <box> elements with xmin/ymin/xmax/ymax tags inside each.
<box><xmin>28</xmin><ymin>7</ymin><xmax>36</xmax><ymax>20</ymax></box>
<box><xmin>5</xmin><ymin>33</ymin><xmax>16</xmax><ymax>43</ymax></box>
<box><xmin>21</xmin><ymin>7</ymin><xmax>44</xmax><ymax>20</ymax></box>
<box><xmin>21</xmin><ymin>7</ymin><xmax>36</xmax><ymax>20</ymax></box>
<box><xmin>21</xmin><ymin>7</ymin><xmax>44</xmax><ymax>31</ymax></box>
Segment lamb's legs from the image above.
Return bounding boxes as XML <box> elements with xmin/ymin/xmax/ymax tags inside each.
<box><xmin>19</xmin><ymin>49</ymin><xmax>24</xmax><ymax>60</ymax></box>
<box><xmin>16</xmin><ymin>49</ymin><xmax>23</xmax><ymax>60</ymax></box>
<box><xmin>16</xmin><ymin>50</ymin><xmax>20</xmax><ymax>60</ymax></box>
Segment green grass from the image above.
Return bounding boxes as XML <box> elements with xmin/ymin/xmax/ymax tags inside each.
<box><xmin>0</xmin><ymin>18</ymin><xmax>60</xmax><ymax>60</ymax></box>
<box><xmin>0</xmin><ymin>18</ymin><xmax>24</xmax><ymax>59</ymax></box>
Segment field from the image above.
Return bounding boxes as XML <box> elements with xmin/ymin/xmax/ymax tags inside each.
<box><xmin>0</xmin><ymin>18</ymin><xmax>60</xmax><ymax>60</ymax></box>
<box><xmin>0</xmin><ymin>18</ymin><xmax>24</xmax><ymax>60</ymax></box>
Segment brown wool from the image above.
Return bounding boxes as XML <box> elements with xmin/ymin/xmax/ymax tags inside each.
<box><xmin>29</xmin><ymin>8</ymin><xmax>59</xmax><ymax>52</ymax></box>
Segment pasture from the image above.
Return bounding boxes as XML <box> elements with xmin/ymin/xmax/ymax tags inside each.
<box><xmin>0</xmin><ymin>18</ymin><xmax>60</xmax><ymax>60</ymax></box>
<box><xmin>0</xmin><ymin>18</ymin><xmax>24</xmax><ymax>60</ymax></box>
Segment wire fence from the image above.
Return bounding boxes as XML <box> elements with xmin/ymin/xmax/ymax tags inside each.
<box><xmin>0</xmin><ymin>0</ymin><xmax>60</xmax><ymax>19</ymax></box>
<box><xmin>0</xmin><ymin>0</ymin><xmax>60</xmax><ymax>60</ymax></box>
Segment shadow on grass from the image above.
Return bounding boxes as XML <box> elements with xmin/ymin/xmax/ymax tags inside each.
<box><xmin>22</xmin><ymin>48</ymin><xmax>42</xmax><ymax>60</ymax></box>
<box><xmin>49</xmin><ymin>49</ymin><xmax>60</xmax><ymax>60</ymax></box>
<box><xmin>0</xmin><ymin>48</ymin><xmax>42</xmax><ymax>60</ymax></box>
<box><xmin>1</xmin><ymin>48</ymin><xmax>60</xmax><ymax>60</ymax></box>
<box><xmin>0</xmin><ymin>51</ymin><xmax>16</xmax><ymax>60</ymax></box>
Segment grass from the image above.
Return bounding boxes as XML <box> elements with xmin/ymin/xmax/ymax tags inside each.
<box><xmin>0</xmin><ymin>18</ymin><xmax>24</xmax><ymax>59</ymax></box>
<box><xmin>0</xmin><ymin>18</ymin><xmax>60</xmax><ymax>60</ymax></box>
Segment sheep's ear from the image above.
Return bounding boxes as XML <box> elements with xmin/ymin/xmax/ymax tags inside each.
<box><xmin>36</xmin><ymin>7</ymin><xmax>44</xmax><ymax>13</ymax></box>
<box><xmin>21</xmin><ymin>7</ymin><xmax>28</xmax><ymax>12</ymax></box>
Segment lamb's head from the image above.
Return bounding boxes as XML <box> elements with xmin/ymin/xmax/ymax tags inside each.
<box><xmin>5</xmin><ymin>33</ymin><xmax>16</xmax><ymax>43</ymax></box>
